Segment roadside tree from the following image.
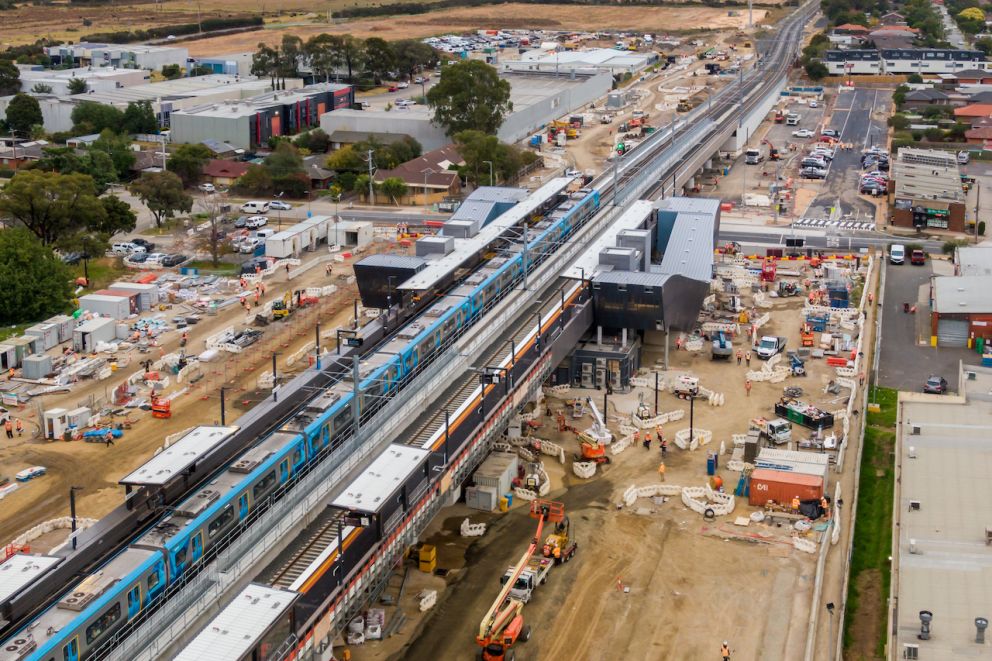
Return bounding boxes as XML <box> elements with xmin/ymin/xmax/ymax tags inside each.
<box><xmin>129</xmin><ymin>171</ymin><xmax>192</xmax><ymax>228</ymax></box>
<box><xmin>427</xmin><ymin>60</ymin><xmax>511</xmax><ymax>135</ymax></box>
<box><xmin>0</xmin><ymin>228</ymin><xmax>72</xmax><ymax>325</ymax></box>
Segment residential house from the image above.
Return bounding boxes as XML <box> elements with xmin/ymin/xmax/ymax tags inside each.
<box><xmin>964</xmin><ymin>90</ymin><xmax>992</xmax><ymax>104</ymax></box>
<box><xmin>954</xmin><ymin>103</ymin><xmax>992</xmax><ymax>126</ymax></box>
<box><xmin>834</xmin><ymin>23</ymin><xmax>870</xmax><ymax>35</ymax></box>
<box><xmin>372</xmin><ymin>144</ymin><xmax>464</xmax><ymax>205</ymax></box>
<box><xmin>302</xmin><ymin>155</ymin><xmax>335</xmax><ymax>191</ymax></box>
<box><xmin>902</xmin><ymin>88</ymin><xmax>952</xmax><ymax>109</ymax></box>
<box><xmin>880</xmin><ymin>11</ymin><xmax>907</xmax><ymax>26</ymax></box>
<box><xmin>868</xmin><ymin>31</ymin><xmax>917</xmax><ymax>51</ymax></box>
<box><xmin>949</xmin><ymin>69</ymin><xmax>992</xmax><ymax>85</ymax></box>
<box><xmin>202</xmin><ymin>159</ymin><xmax>252</xmax><ymax>187</ymax></box>
<box><xmin>0</xmin><ymin>140</ymin><xmax>49</xmax><ymax>169</ymax></box>
<box><xmin>200</xmin><ymin>139</ymin><xmax>243</xmax><ymax>159</ymax></box>
<box><xmin>964</xmin><ymin>125</ymin><xmax>992</xmax><ymax>147</ymax></box>
<box><xmin>129</xmin><ymin>150</ymin><xmax>164</xmax><ymax>175</ymax></box>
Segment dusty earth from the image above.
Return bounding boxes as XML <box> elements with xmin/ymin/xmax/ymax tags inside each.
<box><xmin>345</xmin><ymin>278</ymin><xmax>866</xmax><ymax>661</ymax></box>
<box><xmin>0</xmin><ymin>243</ymin><xmax>402</xmax><ymax>547</ymax></box>
<box><xmin>187</xmin><ymin>4</ymin><xmax>771</xmax><ymax>57</ymax></box>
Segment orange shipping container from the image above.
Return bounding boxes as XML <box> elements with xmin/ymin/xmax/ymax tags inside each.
<box><xmin>748</xmin><ymin>468</ymin><xmax>823</xmax><ymax>507</ymax></box>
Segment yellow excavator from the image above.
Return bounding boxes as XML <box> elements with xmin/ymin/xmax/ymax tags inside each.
<box><xmin>475</xmin><ymin>500</ymin><xmax>569</xmax><ymax>661</ymax></box>
<box><xmin>271</xmin><ymin>292</ymin><xmax>292</xmax><ymax>320</ymax></box>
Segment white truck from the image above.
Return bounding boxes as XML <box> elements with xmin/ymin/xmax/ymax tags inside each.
<box><xmin>786</xmin><ymin>112</ymin><xmax>801</xmax><ymax>126</ymax></box>
<box><xmin>744</xmin><ymin>146</ymin><xmax>765</xmax><ymax>164</ymax></box>
<box><xmin>755</xmin><ymin>335</ymin><xmax>787</xmax><ymax>360</ymax></box>
<box><xmin>500</xmin><ymin>556</ymin><xmax>553</xmax><ymax>603</ymax></box>
<box><xmin>750</xmin><ymin>417</ymin><xmax>792</xmax><ymax>445</ymax></box>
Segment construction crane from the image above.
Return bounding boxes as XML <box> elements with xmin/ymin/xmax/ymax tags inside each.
<box><xmin>476</xmin><ymin>500</ymin><xmax>566</xmax><ymax>661</ymax></box>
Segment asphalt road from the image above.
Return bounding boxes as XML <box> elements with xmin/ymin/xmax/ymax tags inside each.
<box><xmin>877</xmin><ymin>260</ymin><xmax>972</xmax><ymax>393</ymax></box>
<box><xmin>804</xmin><ymin>87</ymin><xmax>890</xmax><ymax>221</ymax></box>
<box><xmin>718</xmin><ymin>228</ymin><xmax>945</xmax><ymax>253</ymax></box>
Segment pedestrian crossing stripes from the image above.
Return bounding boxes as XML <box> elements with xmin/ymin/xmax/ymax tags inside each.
<box><xmin>794</xmin><ymin>218</ymin><xmax>876</xmax><ymax>232</ymax></box>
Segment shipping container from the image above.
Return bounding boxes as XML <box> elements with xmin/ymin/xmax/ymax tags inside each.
<box><xmin>79</xmin><ymin>294</ymin><xmax>131</xmax><ymax>320</ymax></box>
<box><xmin>21</xmin><ymin>354</ymin><xmax>53</xmax><ymax>380</ymax></box>
<box><xmin>73</xmin><ymin>317</ymin><xmax>117</xmax><ymax>352</ymax></box>
<box><xmin>24</xmin><ymin>322</ymin><xmax>59</xmax><ymax>351</ymax></box>
<box><xmin>108</xmin><ymin>282</ymin><xmax>160</xmax><ymax>310</ymax></box>
<box><xmin>473</xmin><ymin>452</ymin><xmax>518</xmax><ymax>497</ymax></box>
<box><xmin>47</xmin><ymin>314</ymin><xmax>76</xmax><ymax>344</ymax></box>
<box><xmin>748</xmin><ymin>468</ymin><xmax>823</xmax><ymax>507</ymax></box>
<box><xmin>97</xmin><ymin>289</ymin><xmax>141</xmax><ymax>315</ymax></box>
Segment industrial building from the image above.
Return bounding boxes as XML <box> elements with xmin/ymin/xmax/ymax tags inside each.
<box><xmin>264</xmin><ymin>216</ymin><xmax>372</xmax><ymax>259</ymax></box>
<box><xmin>171</xmin><ymin>84</ymin><xmax>354</xmax><ymax>150</ymax></box>
<box><xmin>891</xmin><ymin>368</ymin><xmax>992</xmax><ymax>659</ymax></box>
<box><xmin>15</xmin><ymin>65</ymin><xmax>149</xmax><ymax>96</ymax></box>
<box><xmin>890</xmin><ymin>148</ymin><xmax>966</xmax><ymax>232</ymax></box>
<box><xmin>191</xmin><ymin>52</ymin><xmax>254</xmax><ymax>77</ymax></box>
<box><xmin>823</xmin><ymin>48</ymin><xmax>987</xmax><ymax>75</ymax></box>
<box><xmin>44</xmin><ymin>43</ymin><xmax>190</xmax><ymax>72</ymax></box>
<box><xmin>502</xmin><ymin>47</ymin><xmax>657</xmax><ymax>76</ymax></box>
<box><xmin>929</xmin><ymin>275</ymin><xmax>992</xmax><ymax>347</ymax></box>
<box><xmin>321</xmin><ymin>70</ymin><xmax>612</xmax><ymax>152</ymax></box>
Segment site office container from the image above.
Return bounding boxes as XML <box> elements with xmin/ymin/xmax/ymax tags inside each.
<box><xmin>748</xmin><ymin>468</ymin><xmax>823</xmax><ymax>507</ymax></box>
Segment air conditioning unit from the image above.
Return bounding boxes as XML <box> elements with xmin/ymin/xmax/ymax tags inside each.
<box><xmin>903</xmin><ymin>643</ymin><xmax>919</xmax><ymax>659</ymax></box>
<box><xmin>2</xmin><ymin>636</ymin><xmax>37</xmax><ymax>661</ymax></box>
<box><xmin>911</xmin><ymin>425</ymin><xmax>921</xmax><ymax>435</ymax></box>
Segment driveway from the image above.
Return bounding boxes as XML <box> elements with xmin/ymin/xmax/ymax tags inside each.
<box><xmin>877</xmin><ymin>259</ymin><xmax>972</xmax><ymax>392</ymax></box>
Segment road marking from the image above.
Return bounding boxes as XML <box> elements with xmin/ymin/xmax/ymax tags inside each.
<box><xmin>863</xmin><ymin>89</ymin><xmax>879</xmax><ymax>150</ymax></box>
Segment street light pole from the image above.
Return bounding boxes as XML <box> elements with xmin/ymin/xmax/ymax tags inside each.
<box><xmin>69</xmin><ymin>486</ymin><xmax>83</xmax><ymax>550</ymax></box>
<box><xmin>483</xmin><ymin>160</ymin><xmax>494</xmax><ymax>186</ymax></box>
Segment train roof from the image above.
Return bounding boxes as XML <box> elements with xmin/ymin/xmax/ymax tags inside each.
<box><xmin>135</xmin><ymin>430</ymin><xmax>301</xmax><ymax>549</ymax></box>
<box><xmin>119</xmin><ymin>425</ymin><xmax>239</xmax><ymax>487</ymax></box>
<box><xmin>173</xmin><ymin>584</ymin><xmax>297</xmax><ymax>661</ymax></box>
<box><xmin>5</xmin><ymin>548</ymin><xmax>159</xmax><ymax>660</ymax></box>
<box><xmin>0</xmin><ymin>555</ymin><xmax>60</xmax><ymax>604</ymax></box>
<box><xmin>399</xmin><ymin>176</ymin><xmax>575</xmax><ymax>292</ymax></box>
<box><xmin>331</xmin><ymin>445</ymin><xmax>429</xmax><ymax>514</ymax></box>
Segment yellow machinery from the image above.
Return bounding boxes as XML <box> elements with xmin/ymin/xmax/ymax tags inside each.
<box><xmin>272</xmin><ymin>292</ymin><xmax>292</xmax><ymax>320</ymax></box>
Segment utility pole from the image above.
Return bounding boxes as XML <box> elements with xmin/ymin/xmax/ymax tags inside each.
<box><xmin>975</xmin><ymin>181</ymin><xmax>982</xmax><ymax>244</ymax></box>
<box><xmin>748</xmin><ymin>0</ymin><xmax>753</xmax><ymax>29</ymax></box>
<box><xmin>366</xmin><ymin>148</ymin><xmax>376</xmax><ymax>206</ymax></box>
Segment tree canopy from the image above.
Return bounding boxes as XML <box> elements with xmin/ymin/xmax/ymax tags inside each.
<box><xmin>67</xmin><ymin>77</ymin><xmax>87</xmax><ymax>95</ymax></box>
<box><xmin>129</xmin><ymin>171</ymin><xmax>192</xmax><ymax>227</ymax></box>
<box><xmin>5</xmin><ymin>93</ymin><xmax>41</xmax><ymax>135</ymax></box>
<box><xmin>454</xmin><ymin>130</ymin><xmax>534</xmax><ymax>186</ymax></box>
<box><xmin>0</xmin><ymin>59</ymin><xmax>20</xmax><ymax>96</ymax></box>
<box><xmin>0</xmin><ymin>170</ymin><xmax>107</xmax><ymax>248</ymax></box>
<box><xmin>0</xmin><ymin>228</ymin><xmax>72</xmax><ymax>325</ymax></box>
<box><xmin>121</xmin><ymin>100</ymin><xmax>158</xmax><ymax>134</ymax></box>
<box><xmin>91</xmin><ymin>129</ymin><xmax>136</xmax><ymax>180</ymax></box>
<box><xmin>71</xmin><ymin>101</ymin><xmax>124</xmax><ymax>135</ymax></box>
<box><xmin>427</xmin><ymin>60</ymin><xmax>512</xmax><ymax>136</ymax></box>
<box><xmin>168</xmin><ymin>143</ymin><xmax>212</xmax><ymax>186</ymax></box>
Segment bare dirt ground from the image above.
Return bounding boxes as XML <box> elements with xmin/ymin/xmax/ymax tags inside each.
<box><xmin>187</xmin><ymin>4</ymin><xmax>770</xmax><ymax>57</ymax></box>
<box><xmin>0</xmin><ymin>242</ymin><xmax>402</xmax><ymax>547</ymax></box>
<box><xmin>345</xmin><ymin>279</ymin><xmax>868</xmax><ymax>661</ymax></box>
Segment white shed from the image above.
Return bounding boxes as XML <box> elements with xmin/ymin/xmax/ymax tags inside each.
<box><xmin>108</xmin><ymin>282</ymin><xmax>160</xmax><ymax>310</ymax></box>
<box><xmin>79</xmin><ymin>294</ymin><xmax>131</xmax><ymax>320</ymax></box>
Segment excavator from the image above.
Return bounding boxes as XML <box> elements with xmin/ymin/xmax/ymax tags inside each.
<box><xmin>476</xmin><ymin>500</ymin><xmax>570</xmax><ymax>661</ymax></box>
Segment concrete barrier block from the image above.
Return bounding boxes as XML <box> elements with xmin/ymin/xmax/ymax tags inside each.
<box><xmin>792</xmin><ymin>537</ymin><xmax>817</xmax><ymax>554</ymax></box>
<box><xmin>573</xmin><ymin>461</ymin><xmax>597</xmax><ymax>479</ymax></box>
<box><xmin>460</xmin><ymin>518</ymin><xmax>487</xmax><ymax>537</ymax></box>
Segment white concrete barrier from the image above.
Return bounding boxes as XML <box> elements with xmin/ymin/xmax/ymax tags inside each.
<box><xmin>610</xmin><ymin>434</ymin><xmax>634</xmax><ymax>455</ymax></box>
<box><xmin>418</xmin><ymin>590</ymin><xmax>437</xmax><ymax>612</ymax></box>
<box><xmin>631</xmin><ymin>409</ymin><xmax>685</xmax><ymax>429</ymax></box>
<box><xmin>792</xmin><ymin>536</ymin><xmax>817</xmax><ymax>554</ymax></box>
<box><xmin>460</xmin><ymin>518</ymin><xmax>487</xmax><ymax>537</ymax></box>
<box><xmin>513</xmin><ymin>487</ymin><xmax>539</xmax><ymax>501</ymax></box>
<box><xmin>543</xmin><ymin>385</ymin><xmax>572</xmax><ymax>398</ymax></box>
<box><xmin>532</xmin><ymin>438</ymin><xmax>565</xmax><ymax>464</ymax></box>
<box><xmin>674</xmin><ymin>428</ymin><xmax>711</xmax><ymax>451</ymax></box>
<box><xmin>831</xmin><ymin>482</ymin><xmax>842</xmax><ymax>545</ymax></box>
<box><xmin>10</xmin><ymin>516</ymin><xmax>98</xmax><ymax>547</ymax></box>
<box><xmin>681</xmin><ymin>485</ymin><xmax>735</xmax><ymax>516</ymax></box>
<box><xmin>573</xmin><ymin>461</ymin><xmax>597</xmax><ymax>479</ymax></box>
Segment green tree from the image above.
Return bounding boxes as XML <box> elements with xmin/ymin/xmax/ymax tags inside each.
<box><xmin>454</xmin><ymin>130</ymin><xmax>528</xmax><ymax>185</ymax></box>
<box><xmin>91</xmin><ymin>129</ymin><xmax>135</xmax><ymax>180</ymax></box>
<box><xmin>293</xmin><ymin>128</ymin><xmax>330</xmax><ymax>153</ymax></box>
<box><xmin>251</xmin><ymin>43</ymin><xmax>280</xmax><ymax>88</ymax></box>
<box><xmin>34</xmin><ymin>146</ymin><xmax>116</xmax><ymax>194</ymax></box>
<box><xmin>305</xmin><ymin>34</ymin><xmax>342</xmax><ymax>83</ymax></box>
<box><xmin>168</xmin><ymin>143</ymin><xmax>212</xmax><ymax>186</ymax></box>
<box><xmin>233</xmin><ymin>165</ymin><xmax>273</xmax><ymax>196</ymax></box>
<box><xmin>893</xmin><ymin>84</ymin><xmax>909</xmax><ymax>108</ymax></box>
<box><xmin>975</xmin><ymin>37</ymin><xmax>992</xmax><ymax>56</ymax></box>
<box><xmin>70</xmin><ymin>101</ymin><xmax>124</xmax><ymax>135</ymax></box>
<box><xmin>393</xmin><ymin>39</ymin><xmax>437</xmax><ymax>80</ymax></box>
<box><xmin>325</xmin><ymin>144</ymin><xmax>364</xmax><ymax>172</ymax></box>
<box><xmin>67</xmin><ymin>77</ymin><xmax>87</xmax><ymax>95</ymax></box>
<box><xmin>279</xmin><ymin>35</ymin><xmax>303</xmax><ymax>87</ymax></box>
<box><xmin>924</xmin><ymin>127</ymin><xmax>945</xmax><ymax>142</ymax></box>
<box><xmin>161</xmin><ymin>64</ymin><xmax>183</xmax><ymax>80</ymax></box>
<box><xmin>0</xmin><ymin>228</ymin><xmax>72</xmax><ymax>325</ymax></box>
<box><xmin>0</xmin><ymin>170</ymin><xmax>107</xmax><ymax>247</ymax></box>
<box><xmin>353</xmin><ymin>173</ymin><xmax>376</xmax><ymax>200</ymax></box>
<box><xmin>948</xmin><ymin>122</ymin><xmax>968</xmax><ymax>141</ymax></box>
<box><xmin>129</xmin><ymin>171</ymin><xmax>192</xmax><ymax>228</ymax></box>
<box><xmin>888</xmin><ymin>113</ymin><xmax>910</xmax><ymax>130</ymax></box>
<box><xmin>427</xmin><ymin>60</ymin><xmax>512</xmax><ymax>135</ymax></box>
<box><xmin>5</xmin><ymin>93</ymin><xmax>42</xmax><ymax>135</ymax></box>
<box><xmin>334</xmin><ymin>35</ymin><xmax>364</xmax><ymax>82</ymax></box>
<box><xmin>264</xmin><ymin>142</ymin><xmax>304</xmax><ymax>179</ymax></box>
<box><xmin>907</xmin><ymin>73</ymin><xmax>924</xmax><ymax>84</ymax></box>
<box><xmin>121</xmin><ymin>100</ymin><xmax>157</xmax><ymax>134</ymax></box>
<box><xmin>804</xmin><ymin>60</ymin><xmax>829</xmax><ymax>81</ymax></box>
<box><xmin>363</xmin><ymin>37</ymin><xmax>395</xmax><ymax>85</ymax></box>
<box><xmin>97</xmin><ymin>194</ymin><xmax>137</xmax><ymax>235</ymax></box>
<box><xmin>380</xmin><ymin>176</ymin><xmax>407</xmax><ymax>205</ymax></box>
<box><xmin>0</xmin><ymin>59</ymin><xmax>20</xmax><ymax>96</ymax></box>
<box><xmin>30</xmin><ymin>82</ymin><xmax>52</xmax><ymax>94</ymax></box>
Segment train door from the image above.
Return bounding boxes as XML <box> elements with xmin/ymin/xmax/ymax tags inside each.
<box><xmin>279</xmin><ymin>459</ymin><xmax>289</xmax><ymax>483</ymax></box>
<box><xmin>238</xmin><ymin>493</ymin><xmax>249</xmax><ymax>519</ymax></box>
<box><xmin>62</xmin><ymin>637</ymin><xmax>79</xmax><ymax>661</ymax></box>
<box><xmin>191</xmin><ymin>532</ymin><xmax>203</xmax><ymax>563</ymax></box>
<box><xmin>127</xmin><ymin>585</ymin><xmax>141</xmax><ymax>620</ymax></box>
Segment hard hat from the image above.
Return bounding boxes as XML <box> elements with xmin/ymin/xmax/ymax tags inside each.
<box><xmin>723</xmin><ymin>641</ymin><xmax>728</xmax><ymax>646</ymax></box>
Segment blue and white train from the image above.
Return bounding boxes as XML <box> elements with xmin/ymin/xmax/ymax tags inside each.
<box><xmin>1</xmin><ymin>187</ymin><xmax>600</xmax><ymax>661</ymax></box>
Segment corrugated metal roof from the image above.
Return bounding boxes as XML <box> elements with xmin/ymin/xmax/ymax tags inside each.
<box><xmin>656</xmin><ymin>198</ymin><xmax>718</xmax><ymax>283</ymax></box>
<box><xmin>933</xmin><ymin>275</ymin><xmax>992</xmax><ymax>313</ymax></box>
<box><xmin>463</xmin><ymin>186</ymin><xmax>529</xmax><ymax>204</ymax></box>
<box><xmin>593</xmin><ymin>270</ymin><xmax>670</xmax><ymax>287</ymax></box>
<box><xmin>355</xmin><ymin>254</ymin><xmax>427</xmax><ymax>269</ymax></box>
<box><xmin>955</xmin><ymin>246</ymin><xmax>992</xmax><ymax>276</ymax></box>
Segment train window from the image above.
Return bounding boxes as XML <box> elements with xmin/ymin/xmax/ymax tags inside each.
<box><xmin>62</xmin><ymin>638</ymin><xmax>78</xmax><ymax>661</ymax></box>
<box><xmin>85</xmin><ymin>602</ymin><xmax>121</xmax><ymax>645</ymax></box>
<box><xmin>175</xmin><ymin>544</ymin><xmax>188</xmax><ymax>567</ymax></box>
<box><xmin>253</xmin><ymin>471</ymin><xmax>276</xmax><ymax>500</ymax></box>
<box><xmin>292</xmin><ymin>447</ymin><xmax>303</xmax><ymax>465</ymax></box>
<box><xmin>148</xmin><ymin>568</ymin><xmax>160</xmax><ymax>592</ymax></box>
<box><xmin>208</xmin><ymin>504</ymin><xmax>234</xmax><ymax>538</ymax></box>
<box><xmin>332</xmin><ymin>408</ymin><xmax>351</xmax><ymax>435</ymax></box>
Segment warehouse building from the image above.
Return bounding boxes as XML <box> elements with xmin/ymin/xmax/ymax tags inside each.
<box><xmin>953</xmin><ymin>246</ymin><xmax>992</xmax><ymax>276</ymax></box>
<box><xmin>929</xmin><ymin>276</ymin><xmax>992</xmax><ymax>347</ymax></box>
<box><xmin>192</xmin><ymin>52</ymin><xmax>254</xmax><ymax>77</ymax></box>
<box><xmin>321</xmin><ymin>70</ymin><xmax>611</xmax><ymax>152</ymax></box>
<box><xmin>890</xmin><ymin>148</ymin><xmax>966</xmax><ymax>232</ymax></box>
<box><xmin>45</xmin><ymin>43</ymin><xmax>189</xmax><ymax>72</ymax></box>
<box><xmin>16</xmin><ymin>65</ymin><xmax>149</xmax><ymax>96</ymax></box>
<box><xmin>823</xmin><ymin>48</ymin><xmax>987</xmax><ymax>75</ymax></box>
<box><xmin>503</xmin><ymin>47</ymin><xmax>657</xmax><ymax>76</ymax></box>
<box><xmin>172</xmin><ymin>84</ymin><xmax>353</xmax><ymax>150</ymax></box>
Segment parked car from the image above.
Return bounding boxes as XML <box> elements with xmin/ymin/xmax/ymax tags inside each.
<box><xmin>811</xmin><ymin>147</ymin><xmax>834</xmax><ymax>160</ymax></box>
<box><xmin>792</xmin><ymin>128</ymin><xmax>814</xmax><ymax>138</ymax></box>
<box><xmin>395</xmin><ymin>99</ymin><xmax>416</xmax><ymax>107</ymax></box>
<box><xmin>245</xmin><ymin>215</ymin><xmax>268</xmax><ymax>229</ymax></box>
<box><xmin>958</xmin><ymin>150</ymin><xmax>970</xmax><ymax>165</ymax></box>
<box><xmin>414</xmin><ymin>76</ymin><xmax>425</xmax><ymax>84</ymax></box>
<box><xmin>821</xmin><ymin>128</ymin><xmax>839</xmax><ymax>138</ymax></box>
<box><xmin>860</xmin><ymin>182</ymin><xmax>885</xmax><ymax>195</ymax></box>
<box><xmin>755</xmin><ymin>335</ymin><xmax>787</xmax><ymax>360</ymax></box>
<box><xmin>238</xmin><ymin>237</ymin><xmax>261</xmax><ymax>253</ymax></box>
<box><xmin>240</xmin><ymin>256</ymin><xmax>270</xmax><ymax>275</ymax></box>
<box><xmin>234</xmin><ymin>216</ymin><xmax>249</xmax><ymax>228</ymax></box>
<box><xmin>801</xmin><ymin>167</ymin><xmax>827</xmax><ymax>179</ymax></box>
<box><xmin>112</xmin><ymin>242</ymin><xmax>142</xmax><ymax>255</ymax></box>
<box><xmin>198</xmin><ymin>183</ymin><xmax>216</xmax><ymax>193</ymax></box>
<box><xmin>890</xmin><ymin>244</ymin><xmax>905</xmax><ymax>265</ymax></box>
<box><xmin>270</xmin><ymin>201</ymin><xmax>292</xmax><ymax>211</ymax></box>
<box><xmin>131</xmin><ymin>238</ymin><xmax>156</xmax><ymax>251</ymax></box>
<box><xmin>801</xmin><ymin>157</ymin><xmax>827</xmax><ymax>169</ymax></box>
<box><xmin>809</xmin><ymin>100</ymin><xmax>819</xmax><ymax>108</ymax></box>
<box><xmin>161</xmin><ymin>254</ymin><xmax>188</xmax><ymax>267</ymax></box>
<box><xmin>240</xmin><ymin>201</ymin><xmax>270</xmax><ymax>214</ymax></box>
<box><xmin>60</xmin><ymin>251</ymin><xmax>89</xmax><ymax>265</ymax></box>
<box><xmin>923</xmin><ymin>375</ymin><xmax>948</xmax><ymax>394</ymax></box>
<box><xmin>128</xmin><ymin>252</ymin><xmax>149</xmax><ymax>263</ymax></box>
<box><xmin>145</xmin><ymin>252</ymin><xmax>166</xmax><ymax>264</ymax></box>
<box><xmin>911</xmin><ymin>249</ymin><xmax>926</xmax><ymax>265</ymax></box>
<box><xmin>388</xmin><ymin>85</ymin><xmax>399</xmax><ymax>92</ymax></box>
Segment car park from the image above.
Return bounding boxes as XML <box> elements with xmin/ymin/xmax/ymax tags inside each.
<box><xmin>245</xmin><ymin>216</ymin><xmax>268</xmax><ymax>228</ymax></box>
<box><xmin>792</xmin><ymin>128</ymin><xmax>814</xmax><ymax>138</ymax></box>
<box><xmin>923</xmin><ymin>375</ymin><xmax>948</xmax><ymax>394</ymax></box>
<box><xmin>270</xmin><ymin>201</ymin><xmax>292</xmax><ymax>211</ymax></box>
<box><xmin>198</xmin><ymin>183</ymin><xmax>216</xmax><ymax>193</ymax></box>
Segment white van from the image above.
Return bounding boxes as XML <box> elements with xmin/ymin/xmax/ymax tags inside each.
<box><xmin>240</xmin><ymin>201</ymin><xmax>270</xmax><ymax>214</ymax></box>
<box><xmin>112</xmin><ymin>242</ymin><xmax>144</xmax><ymax>255</ymax></box>
<box><xmin>890</xmin><ymin>244</ymin><xmax>905</xmax><ymax>265</ymax></box>
<box><xmin>958</xmin><ymin>150</ymin><xmax>970</xmax><ymax>165</ymax></box>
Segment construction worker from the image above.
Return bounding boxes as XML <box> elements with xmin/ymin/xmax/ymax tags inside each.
<box><xmin>15</xmin><ymin>419</ymin><xmax>23</xmax><ymax>437</ymax></box>
<box><xmin>791</xmin><ymin>495</ymin><xmax>800</xmax><ymax>511</ymax></box>
<box><xmin>104</xmin><ymin>429</ymin><xmax>114</xmax><ymax>447</ymax></box>
<box><xmin>181</xmin><ymin>331</ymin><xmax>188</xmax><ymax>347</ymax></box>
<box><xmin>633</xmin><ymin>430</ymin><xmax>640</xmax><ymax>446</ymax></box>
<box><xmin>661</xmin><ymin>437</ymin><xmax>668</xmax><ymax>456</ymax></box>
<box><xmin>7</xmin><ymin>367</ymin><xmax>13</xmax><ymax>380</ymax></box>
<box><xmin>721</xmin><ymin>641</ymin><xmax>732</xmax><ymax>660</ymax></box>
<box><xmin>736</xmin><ymin>349</ymin><xmax>743</xmax><ymax>365</ymax></box>
<box><xmin>643</xmin><ymin>434</ymin><xmax>651</xmax><ymax>450</ymax></box>
<box><xmin>745</xmin><ymin>379</ymin><xmax>752</xmax><ymax>397</ymax></box>
<box><xmin>745</xmin><ymin>350</ymin><xmax>751</xmax><ymax>367</ymax></box>
<box><xmin>658</xmin><ymin>461</ymin><xmax>666</xmax><ymax>481</ymax></box>
<box><xmin>3</xmin><ymin>419</ymin><xmax>12</xmax><ymax>439</ymax></box>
